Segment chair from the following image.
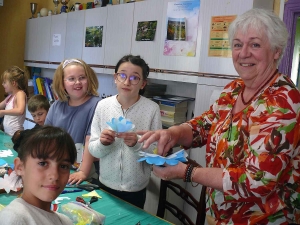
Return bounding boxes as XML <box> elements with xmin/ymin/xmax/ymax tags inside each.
<box><xmin>156</xmin><ymin>158</ymin><xmax>207</xmax><ymax>225</ymax></box>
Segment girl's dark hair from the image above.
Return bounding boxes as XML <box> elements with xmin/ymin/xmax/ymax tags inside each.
<box><xmin>115</xmin><ymin>55</ymin><xmax>149</xmax><ymax>95</ymax></box>
<box><xmin>12</xmin><ymin>126</ymin><xmax>77</xmax><ymax>164</ymax></box>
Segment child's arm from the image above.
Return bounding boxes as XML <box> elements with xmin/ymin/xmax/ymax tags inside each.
<box><xmin>68</xmin><ymin>135</ymin><xmax>97</xmax><ymax>185</ymax></box>
<box><xmin>0</xmin><ymin>91</ymin><xmax>26</xmax><ymax>117</ymax></box>
<box><xmin>0</xmin><ymin>98</ymin><xmax>7</xmax><ymax>110</ymax></box>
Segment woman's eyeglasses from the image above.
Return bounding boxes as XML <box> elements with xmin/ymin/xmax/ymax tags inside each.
<box><xmin>64</xmin><ymin>76</ymin><xmax>87</xmax><ymax>85</ymax></box>
<box><xmin>116</xmin><ymin>73</ymin><xmax>141</xmax><ymax>85</ymax></box>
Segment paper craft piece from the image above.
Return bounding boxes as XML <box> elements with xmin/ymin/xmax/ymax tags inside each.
<box><xmin>0</xmin><ymin>159</ymin><xmax>7</xmax><ymax>167</ymax></box>
<box><xmin>9</xmin><ymin>164</ymin><xmax>14</xmax><ymax>170</ymax></box>
<box><xmin>0</xmin><ymin>171</ymin><xmax>23</xmax><ymax>193</ymax></box>
<box><xmin>54</xmin><ymin>196</ymin><xmax>71</xmax><ymax>204</ymax></box>
<box><xmin>82</xmin><ymin>190</ymin><xmax>102</xmax><ymax>199</ymax></box>
<box><xmin>0</xmin><ymin>149</ymin><xmax>14</xmax><ymax>157</ymax></box>
<box><xmin>4</xmin><ymin>143</ymin><xmax>13</xmax><ymax>148</ymax></box>
<box><xmin>106</xmin><ymin>116</ymin><xmax>135</xmax><ymax>133</ymax></box>
<box><xmin>138</xmin><ymin>149</ymin><xmax>188</xmax><ymax>166</ymax></box>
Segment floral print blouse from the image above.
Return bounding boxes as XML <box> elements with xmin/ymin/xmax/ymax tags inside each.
<box><xmin>186</xmin><ymin>73</ymin><xmax>300</xmax><ymax>224</ymax></box>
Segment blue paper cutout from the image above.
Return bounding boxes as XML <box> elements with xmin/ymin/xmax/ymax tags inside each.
<box><xmin>106</xmin><ymin>116</ymin><xmax>135</xmax><ymax>133</ymax></box>
<box><xmin>0</xmin><ymin>159</ymin><xmax>7</xmax><ymax>167</ymax></box>
<box><xmin>9</xmin><ymin>163</ymin><xmax>14</xmax><ymax>170</ymax></box>
<box><xmin>138</xmin><ymin>149</ymin><xmax>188</xmax><ymax>166</ymax></box>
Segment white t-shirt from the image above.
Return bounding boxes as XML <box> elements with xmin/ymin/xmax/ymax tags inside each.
<box><xmin>0</xmin><ymin>198</ymin><xmax>72</xmax><ymax>225</ymax></box>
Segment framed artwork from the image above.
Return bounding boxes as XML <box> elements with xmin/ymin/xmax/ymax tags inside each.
<box><xmin>85</xmin><ymin>26</ymin><xmax>103</xmax><ymax>47</ymax></box>
<box><xmin>136</xmin><ymin>21</ymin><xmax>157</xmax><ymax>41</ymax></box>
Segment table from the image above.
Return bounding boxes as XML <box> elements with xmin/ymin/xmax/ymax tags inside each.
<box><xmin>0</xmin><ymin>131</ymin><xmax>16</xmax><ymax>165</ymax></box>
<box><xmin>0</xmin><ymin>131</ymin><xmax>172</xmax><ymax>225</ymax></box>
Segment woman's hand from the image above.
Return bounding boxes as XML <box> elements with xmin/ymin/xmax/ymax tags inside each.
<box><xmin>116</xmin><ymin>132</ymin><xmax>138</xmax><ymax>147</ymax></box>
<box><xmin>153</xmin><ymin>162</ymin><xmax>186</xmax><ymax>180</ymax></box>
<box><xmin>138</xmin><ymin>124</ymin><xmax>193</xmax><ymax>156</ymax></box>
<box><xmin>100</xmin><ymin>129</ymin><xmax>116</xmax><ymax>146</ymax></box>
<box><xmin>68</xmin><ymin>170</ymin><xmax>87</xmax><ymax>185</ymax></box>
<box><xmin>138</xmin><ymin>129</ymin><xmax>177</xmax><ymax>156</ymax></box>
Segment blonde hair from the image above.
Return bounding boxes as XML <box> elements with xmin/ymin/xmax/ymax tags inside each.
<box><xmin>2</xmin><ymin>66</ymin><xmax>29</xmax><ymax>96</ymax></box>
<box><xmin>53</xmin><ymin>59</ymin><xmax>99</xmax><ymax>102</ymax></box>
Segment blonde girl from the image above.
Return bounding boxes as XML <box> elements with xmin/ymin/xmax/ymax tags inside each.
<box><xmin>0</xmin><ymin>66</ymin><xmax>28</xmax><ymax>136</ymax></box>
<box><xmin>45</xmin><ymin>59</ymin><xmax>100</xmax><ymax>185</ymax></box>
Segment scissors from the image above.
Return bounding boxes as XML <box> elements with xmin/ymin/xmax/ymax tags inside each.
<box><xmin>76</xmin><ymin>196</ymin><xmax>98</xmax><ymax>208</ymax></box>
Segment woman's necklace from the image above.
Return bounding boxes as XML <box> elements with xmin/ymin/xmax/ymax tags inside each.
<box><xmin>241</xmin><ymin>69</ymin><xmax>278</xmax><ymax>105</ymax></box>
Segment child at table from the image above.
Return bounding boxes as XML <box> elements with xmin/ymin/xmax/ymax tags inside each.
<box><xmin>45</xmin><ymin>59</ymin><xmax>100</xmax><ymax>185</ymax></box>
<box><xmin>0</xmin><ymin>66</ymin><xmax>28</xmax><ymax>136</ymax></box>
<box><xmin>28</xmin><ymin>94</ymin><xmax>50</xmax><ymax>127</ymax></box>
<box><xmin>0</xmin><ymin>126</ymin><xmax>76</xmax><ymax>225</ymax></box>
<box><xmin>89</xmin><ymin>55</ymin><xmax>162</xmax><ymax>208</ymax></box>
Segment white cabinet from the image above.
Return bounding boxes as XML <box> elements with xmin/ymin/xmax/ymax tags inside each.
<box><xmin>198</xmin><ymin>0</ymin><xmax>273</xmax><ymax>76</ymax></box>
<box><xmin>24</xmin><ymin>19</ymin><xmax>38</xmax><ymax>66</ymax></box>
<box><xmin>131</xmin><ymin>0</ymin><xmax>164</xmax><ymax>70</ymax></box>
<box><xmin>65</xmin><ymin>10</ymin><xmax>85</xmax><ymax>60</ymax></box>
<box><xmin>24</xmin><ymin>17</ymin><xmax>51</xmax><ymax>68</ymax></box>
<box><xmin>35</xmin><ymin>17</ymin><xmax>52</xmax><ymax>67</ymax></box>
<box><xmin>49</xmin><ymin>13</ymin><xmax>67</xmax><ymax>69</ymax></box>
<box><xmin>103</xmin><ymin>3</ymin><xmax>134</xmax><ymax>74</ymax></box>
<box><xmin>156</xmin><ymin>0</ymin><xmax>202</xmax><ymax>73</ymax></box>
<box><xmin>82</xmin><ymin>7</ymin><xmax>107</xmax><ymax>73</ymax></box>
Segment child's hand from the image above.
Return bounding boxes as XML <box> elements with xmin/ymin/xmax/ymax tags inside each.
<box><xmin>100</xmin><ymin>129</ymin><xmax>116</xmax><ymax>146</ymax></box>
<box><xmin>68</xmin><ymin>170</ymin><xmax>87</xmax><ymax>185</ymax></box>
<box><xmin>117</xmin><ymin>132</ymin><xmax>138</xmax><ymax>147</ymax></box>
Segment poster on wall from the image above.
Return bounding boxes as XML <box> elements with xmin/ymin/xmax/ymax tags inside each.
<box><xmin>136</xmin><ymin>21</ymin><xmax>157</xmax><ymax>41</ymax></box>
<box><xmin>208</xmin><ymin>15</ymin><xmax>236</xmax><ymax>57</ymax></box>
<box><xmin>52</xmin><ymin>34</ymin><xmax>61</xmax><ymax>46</ymax></box>
<box><xmin>164</xmin><ymin>0</ymin><xmax>200</xmax><ymax>57</ymax></box>
<box><xmin>85</xmin><ymin>26</ymin><xmax>103</xmax><ymax>47</ymax></box>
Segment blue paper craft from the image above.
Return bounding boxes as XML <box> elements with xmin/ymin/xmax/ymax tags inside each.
<box><xmin>0</xmin><ymin>159</ymin><xmax>7</xmax><ymax>167</ymax></box>
<box><xmin>106</xmin><ymin>116</ymin><xmax>135</xmax><ymax>133</ymax></box>
<box><xmin>138</xmin><ymin>149</ymin><xmax>188</xmax><ymax>166</ymax></box>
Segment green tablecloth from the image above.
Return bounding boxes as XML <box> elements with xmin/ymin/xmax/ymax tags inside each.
<box><xmin>0</xmin><ymin>189</ymin><xmax>172</xmax><ymax>225</ymax></box>
<box><xmin>0</xmin><ymin>131</ymin><xmax>16</xmax><ymax>165</ymax></box>
<box><xmin>0</xmin><ymin>131</ymin><xmax>172</xmax><ymax>225</ymax></box>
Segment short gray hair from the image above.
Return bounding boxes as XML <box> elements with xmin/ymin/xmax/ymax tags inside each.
<box><xmin>228</xmin><ymin>8</ymin><xmax>289</xmax><ymax>63</ymax></box>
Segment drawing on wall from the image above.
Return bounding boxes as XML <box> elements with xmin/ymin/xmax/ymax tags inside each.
<box><xmin>167</xmin><ymin>17</ymin><xmax>186</xmax><ymax>41</ymax></box>
<box><xmin>164</xmin><ymin>0</ymin><xmax>200</xmax><ymax>57</ymax></box>
<box><xmin>208</xmin><ymin>15</ymin><xmax>236</xmax><ymax>57</ymax></box>
<box><xmin>85</xmin><ymin>26</ymin><xmax>103</xmax><ymax>47</ymax></box>
<box><xmin>136</xmin><ymin>21</ymin><xmax>157</xmax><ymax>41</ymax></box>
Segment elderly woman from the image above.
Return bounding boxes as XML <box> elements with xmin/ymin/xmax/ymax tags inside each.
<box><xmin>139</xmin><ymin>8</ymin><xmax>300</xmax><ymax>225</ymax></box>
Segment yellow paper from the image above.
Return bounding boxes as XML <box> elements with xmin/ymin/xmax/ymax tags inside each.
<box><xmin>82</xmin><ymin>190</ymin><xmax>102</xmax><ymax>199</ymax></box>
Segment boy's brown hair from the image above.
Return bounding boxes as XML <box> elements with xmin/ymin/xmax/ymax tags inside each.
<box><xmin>28</xmin><ymin>95</ymin><xmax>50</xmax><ymax>113</ymax></box>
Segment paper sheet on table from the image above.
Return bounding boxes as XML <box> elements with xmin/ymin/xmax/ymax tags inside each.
<box><xmin>0</xmin><ymin>171</ymin><xmax>23</xmax><ymax>193</ymax></box>
<box><xmin>82</xmin><ymin>190</ymin><xmax>102</xmax><ymax>199</ymax></box>
<box><xmin>0</xmin><ymin>149</ymin><xmax>14</xmax><ymax>157</ymax></box>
